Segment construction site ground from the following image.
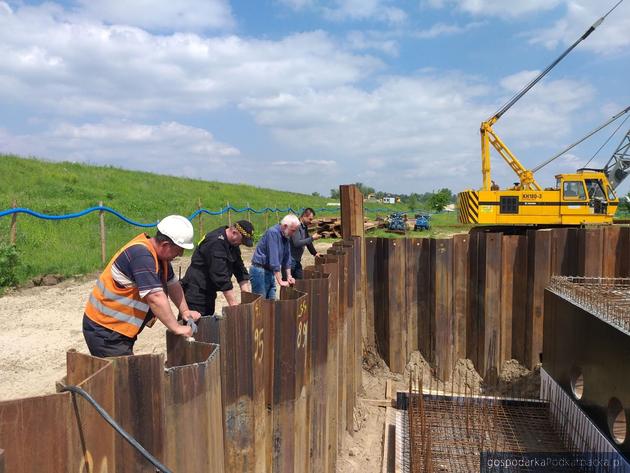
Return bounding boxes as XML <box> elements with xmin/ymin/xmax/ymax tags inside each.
<box><xmin>0</xmin><ymin>239</ymin><xmax>540</xmax><ymax>473</ymax></box>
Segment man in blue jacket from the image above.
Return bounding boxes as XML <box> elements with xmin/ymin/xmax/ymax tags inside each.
<box><xmin>250</xmin><ymin>214</ymin><xmax>300</xmax><ymax>299</ymax></box>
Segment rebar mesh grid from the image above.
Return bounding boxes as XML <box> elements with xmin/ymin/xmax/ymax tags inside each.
<box><xmin>549</xmin><ymin>277</ymin><xmax>630</xmax><ymax>335</ymax></box>
<box><xmin>408</xmin><ymin>393</ymin><xmax>569</xmax><ymax>473</ymax></box>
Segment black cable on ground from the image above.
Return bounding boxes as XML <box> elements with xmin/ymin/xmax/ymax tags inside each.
<box><xmin>61</xmin><ymin>384</ymin><xmax>173</xmax><ymax>473</ymax></box>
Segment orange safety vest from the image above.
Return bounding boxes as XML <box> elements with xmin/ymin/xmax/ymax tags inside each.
<box><xmin>84</xmin><ymin>233</ymin><xmax>168</xmax><ymax>338</ymax></box>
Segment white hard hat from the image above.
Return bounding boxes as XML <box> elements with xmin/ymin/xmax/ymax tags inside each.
<box><xmin>157</xmin><ymin>215</ymin><xmax>194</xmax><ymax>250</ymax></box>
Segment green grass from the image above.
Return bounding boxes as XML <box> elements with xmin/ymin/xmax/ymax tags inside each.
<box><xmin>0</xmin><ymin>155</ymin><xmax>339</xmax><ymax>285</ymax></box>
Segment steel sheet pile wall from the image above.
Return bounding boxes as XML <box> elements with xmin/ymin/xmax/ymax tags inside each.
<box><xmin>0</xmin><ymin>342</ymin><xmax>223</xmax><ymax>473</ymax></box>
<box><xmin>0</xmin><ymin>236</ymin><xmax>363</xmax><ymax>472</ymax></box>
<box><xmin>366</xmin><ymin>226</ymin><xmax>630</xmax><ymax>379</ymax></box>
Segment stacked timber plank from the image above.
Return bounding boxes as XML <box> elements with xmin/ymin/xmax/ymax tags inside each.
<box><xmin>312</xmin><ymin>217</ymin><xmax>382</xmax><ymax>238</ymax></box>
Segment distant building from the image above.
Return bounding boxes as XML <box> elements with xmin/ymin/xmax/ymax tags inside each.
<box><xmin>444</xmin><ymin>203</ymin><xmax>456</xmax><ymax>212</ymax></box>
<box><xmin>382</xmin><ymin>196</ymin><xmax>396</xmax><ymax>204</ymax></box>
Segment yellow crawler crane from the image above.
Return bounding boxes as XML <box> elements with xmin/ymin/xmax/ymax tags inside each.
<box><xmin>458</xmin><ymin>1</ymin><xmax>627</xmax><ymax>226</ymax></box>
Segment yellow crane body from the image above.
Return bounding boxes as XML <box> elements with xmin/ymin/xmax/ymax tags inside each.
<box><xmin>458</xmin><ymin>171</ymin><xmax>618</xmax><ymax>225</ymax></box>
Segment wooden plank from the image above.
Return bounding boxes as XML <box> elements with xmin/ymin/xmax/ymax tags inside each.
<box><xmin>164</xmin><ymin>336</ymin><xmax>225</xmax><ymax>473</ymax></box>
<box><xmin>452</xmin><ymin>234</ymin><xmax>469</xmax><ymax>362</ymax></box>
<box><xmin>0</xmin><ymin>448</ymin><xmax>4</xmax><ymax>473</ymax></box>
<box><xmin>432</xmin><ymin>238</ymin><xmax>454</xmax><ymax>381</ymax></box>
<box><xmin>526</xmin><ymin>229</ymin><xmax>552</xmax><ymax>369</ymax></box>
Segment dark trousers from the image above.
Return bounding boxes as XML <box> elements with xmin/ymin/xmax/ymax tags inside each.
<box><xmin>291</xmin><ymin>259</ymin><xmax>303</xmax><ymax>279</ymax></box>
<box><xmin>182</xmin><ymin>282</ymin><xmax>218</xmax><ymax>316</ymax></box>
<box><xmin>83</xmin><ymin>314</ymin><xmax>134</xmax><ymax>357</ymax></box>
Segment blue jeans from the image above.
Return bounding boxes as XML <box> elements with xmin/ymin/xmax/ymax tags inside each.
<box><xmin>291</xmin><ymin>259</ymin><xmax>303</xmax><ymax>279</ymax></box>
<box><xmin>250</xmin><ymin>265</ymin><xmax>276</xmax><ymax>300</ymax></box>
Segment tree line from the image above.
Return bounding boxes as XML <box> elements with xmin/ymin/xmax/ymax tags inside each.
<box><xmin>319</xmin><ymin>183</ymin><xmax>456</xmax><ymax>212</ymax></box>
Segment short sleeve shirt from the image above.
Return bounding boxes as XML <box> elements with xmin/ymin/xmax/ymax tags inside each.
<box><xmin>110</xmin><ymin>242</ymin><xmax>177</xmax><ymax>298</ymax></box>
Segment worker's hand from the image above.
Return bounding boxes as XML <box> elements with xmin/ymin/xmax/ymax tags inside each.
<box><xmin>312</xmin><ymin>233</ymin><xmax>322</xmax><ymax>240</ymax></box>
<box><xmin>175</xmin><ymin>323</ymin><xmax>193</xmax><ymax>338</ymax></box>
<box><xmin>287</xmin><ymin>276</ymin><xmax>296</xmax><ymax>286</ymax></box>
<box><xmin>181</xmin><ymin>309</ymin><xmax>201</xmax><ymax>322</ymax></box>
<box><xmin>314</xmin><ymin>253</ymin><xmax>321</xmax><ymax>258</ymax></box>
<box><xmin>279</xmin><ymin>280</ymin><xmax>290</xmax><ymax>287</ymax></box>
<box><xmin>239</xmin><ymin>280</ymin><xmax>252</xmax><ymax>293</ymax></box>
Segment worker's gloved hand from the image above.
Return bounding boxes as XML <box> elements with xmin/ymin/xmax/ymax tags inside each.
<box><xmin>187</xmin><ymin>318</ymin><xmax>198</xmax><ymax>335</ymax></box>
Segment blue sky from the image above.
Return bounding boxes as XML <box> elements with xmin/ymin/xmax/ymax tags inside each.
<box><xmin>1</xmin><ymin>0</ymin><xmax>629</xmax><ymax>196</ymax></box>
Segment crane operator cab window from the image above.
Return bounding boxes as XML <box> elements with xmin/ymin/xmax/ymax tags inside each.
<box><xmin>584</xmin><ymin>179</ymin><xmax>608</xmax><ymax>214</ymax></box>
<box><xmin>563</xmin><ymin>181</ymin><xmax>587</xmax><ymax>200</ymax></box>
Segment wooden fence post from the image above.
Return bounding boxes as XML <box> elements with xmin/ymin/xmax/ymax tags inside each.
<box><xmin>265</xmin><ymin>210</ymin><xmax>269</xmax><ymax>229</ymax></box>
<box><xmin>247</xmin><ymin>202</ymin><xmax>251</xmax><ymax>222</ymax></box>
<box><xmin>99</xmin><ymin>201</ymin><xmax>106</xmax><ymax>265</ymax></box>
<box><xmin>275</xmin><ymin>204</ymin><xmax>280</xmax><ymax>223</ymax></box>
<box><xmin>197</xmin><ymin>198</ymin><xmax>204</xmax><ymax>237</ymax></box>
<box><xmin>9</xmin><ymin>200</ymin><xmax>17</xmax><ymax>245</ymax></box>
<box><xmin>227</xmin><ymin>201</ymin><xmax>232</xmax><ymax>226</ymax></box>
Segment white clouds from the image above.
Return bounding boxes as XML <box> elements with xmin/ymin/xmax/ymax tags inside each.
<box><xmin>323</xmin><ymin>0</ymin><xmax>407</xmax><ymax>24</ymax></box>
<box><xmin>0</xmin><ymin>4</ymin><xmax>380</xmax><ymax>118</ymax></box>
<box><xmin>346</xmin><ymin>31</ymin><xmax>399</xmax><ymax>55</ymax></box>
<box><xmin>0</xmin><ymin>120</ymin><xmax>240</xmax><ymax>178</ymax></box>
<box><xmin>242</xmin><ymin>70</ymin><xmax>596</xmax><ymax>190</ymax></box>
<box><xmin>414</xmin><ymin>21</ymin><xmax>484</xmax><ymax>39</ymax></box>
<box><xmin>278</xmin><ymin>0</ymin><xmax>407</xmax><ymax>24</ymax></box>
<box><xmin>76</xmin><ymin>0</ymin><xmax>235</xmax><ymax>32</ymax></box>
<box><xmin>528</xmin><ymin>1</ymin><xmax>630</xmax><ymax>54</ymax></box>
<box><xmin>425</xmin><ymin>0</ymin><xmax>563</xmax><ymax>18</ymax></box>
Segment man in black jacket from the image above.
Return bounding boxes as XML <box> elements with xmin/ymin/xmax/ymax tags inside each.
<box><xmin>181</xmin><ymin>220</ymin><xmax>254</xmax><ymax>316</ymax></box>
<box><xmin>289</xmin><ymin>208</ymin><xmax>321</xmax><ymax>279</ymax></box>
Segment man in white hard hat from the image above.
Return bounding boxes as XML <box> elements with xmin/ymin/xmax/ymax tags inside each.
<box><xmin>83</xmin><ymin>215</ymin><xmax>202</xmax><ymax>357</ymax></box>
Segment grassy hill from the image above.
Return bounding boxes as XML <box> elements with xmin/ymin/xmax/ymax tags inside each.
<box><xmin>0</xmin><ymin>155</ymin><xmax>339</xmax><ymax>285</ymax></box>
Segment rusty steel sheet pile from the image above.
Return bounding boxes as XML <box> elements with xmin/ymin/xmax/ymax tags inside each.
<box><xmin>365</xmin><ymin>226</ymin><xmax>630</xmax><ymax>383</ymax></box>
<box><xmin>296</xmin><ymin>268</ymin><xmax>331</xmax><ymax>473</ymax></box>
<box><xmin>0</xmin><ymin>340</ymin><xmax>223</xmax><ymax>473</ymax></box>
<box><xmin>192</xmin><ymin>292</ymin><xmax>267</xmax><ymax>472</ymax></box>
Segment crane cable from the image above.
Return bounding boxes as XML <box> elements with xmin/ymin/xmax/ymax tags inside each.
<box><xmin>583</xmin><ymin>114</ymin><xmax>630</xmax><ymax>168</ymax></box>
<box><xmin>531</xmin><ymin>105</ymin><xmax>630</xmax><ymax>172</ymax></box>
<box><xmin>491</xmin><ymin>0</ymin><xmax>624</xmax><ymax>121</ymax></box>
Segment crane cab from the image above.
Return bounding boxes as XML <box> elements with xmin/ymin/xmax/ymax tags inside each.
<box><xmin>458</xmin><ymin>171</ymin><xmax>618</xmax><ymax>226</ymax></box>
